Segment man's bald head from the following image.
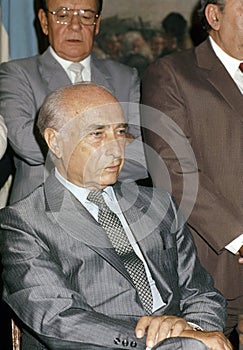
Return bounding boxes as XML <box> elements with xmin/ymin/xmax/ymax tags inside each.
<box><xmin>37</xmin><ymin>83</ymin><xmax>119</xmax><ymax>136</ymax></box>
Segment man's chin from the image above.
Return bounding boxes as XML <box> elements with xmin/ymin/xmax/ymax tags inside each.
<box><xmin>99</xmin><ymin>173</ymin><xmax>119</xmax><ymax>187</ymax></box>
<box><xmin>83</xmin><ymin>174</ymin><xmax>119</xmax><ymax>189</ymax></box>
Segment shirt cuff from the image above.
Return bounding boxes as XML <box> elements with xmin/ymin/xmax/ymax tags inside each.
<box><xmin>225</xmin><ymin>234</ymin><xmax>243</xmax><ymax>254</ymax></box>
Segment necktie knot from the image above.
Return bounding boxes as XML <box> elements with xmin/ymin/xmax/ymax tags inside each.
<box><xmin>87</xmin><ymin>190</ymin><xmax>106</xmax><ymax>209</ymax></box>
<box><xmin>68</xmin><ymin>62</ymin><xmax>84</xmax><ymax>83</ymax></box>
<box><xmin>239</xmin><ymin>62</ymin><xmax>243</xmax><ymax>73</ymax></box>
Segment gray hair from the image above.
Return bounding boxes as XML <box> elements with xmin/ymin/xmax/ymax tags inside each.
<box><xmin>199</xmin><ymin>0</ymin><xmax>226</xmax><ymax>31</ymax></box>
<box><xmin>37</xmin><ymin>87</ymin><xmax>73</xmax><ymax>136</ymax></box>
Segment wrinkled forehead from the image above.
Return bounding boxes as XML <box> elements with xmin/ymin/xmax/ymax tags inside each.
<box><xmin>61</xmin><ymin>102</ymin><xmax>125</xmax><ymax>136</ymax></box>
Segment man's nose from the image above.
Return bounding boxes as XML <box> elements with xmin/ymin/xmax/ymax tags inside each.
<box><xmin>105</xmin><ymin>138</ymin><xmax>124</xmax><ymax>158</ymax></box>
<box><xmin>70</xmin><ymin>13</ymin><xmax>83</xmax><ymax>28</ymax></box>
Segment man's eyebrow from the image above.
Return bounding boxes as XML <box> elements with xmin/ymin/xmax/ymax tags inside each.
<box><xmin>85</xmin><ymin>123</ymin><xmax>128</xmax><ymax>131</ymax></box>
<box><xmin>117</xmin><ymin>123</ymin><xmax>128</xmax><ymax>128</ymax></box>
<box><xmin>86</xmin><ymin>124</ymin><xmax>106</xmax><ymax>131</ymax></box>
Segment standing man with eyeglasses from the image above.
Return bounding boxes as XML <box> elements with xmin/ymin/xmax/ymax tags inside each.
<box><xmin>0</xmin><ymin>0</ymin><xmax>148</xmax><ymax>205</ymax></box>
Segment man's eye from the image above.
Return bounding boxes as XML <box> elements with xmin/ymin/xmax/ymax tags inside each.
<box><xmin>83</xmin><ymin>14</ymin><xmax>92</xmax><ymax>19</ymax></box>
<box><xmin>117</xmin><ymin>129</ymin><xmax>126</xmax><ymax>135</ymax></box>
<box><xmin>91</xmin><ymin>131</ymin><xmax>103</xmax><ymax>137</ymax></box>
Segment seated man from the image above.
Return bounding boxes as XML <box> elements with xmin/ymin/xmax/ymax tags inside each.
<box><xmin>0</xmin><ymin>83</ymin><xmax>232</xmax><ymax>350</ymax></box>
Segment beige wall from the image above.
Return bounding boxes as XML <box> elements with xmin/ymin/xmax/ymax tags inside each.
<box><xmin>102</xmin><ymin>0</ymin><xmax>200</xmax><ymax>28</ymax></box>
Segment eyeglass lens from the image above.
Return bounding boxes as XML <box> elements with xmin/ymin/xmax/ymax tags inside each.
<box><xmin>54</xmin><ymin>8</ymin><xmax>97</xmax><ymax>25</ymax></box>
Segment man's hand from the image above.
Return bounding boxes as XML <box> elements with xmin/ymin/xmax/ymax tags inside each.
<box><xmin>181</xmin><ymin>330</ymin><xmax>233</xmax><ymax>350</ymax></box>
<box><xmin>237</xmin><ymin>245</ymin><xmax>243</xmax><ymax>264</ymax></box>
<box><xmin>135</xmin><ymin>316</ymin><xmax>233</xmax><ymax>350</ymax></box>
<box><xmin>135</xmin><ymin>315</ymin><xmax>191</xmax><ymax>349</ymax></box>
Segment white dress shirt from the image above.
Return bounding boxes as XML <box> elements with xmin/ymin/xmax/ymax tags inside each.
<box><xmin>50</xmin><ymin>46</ymin><xmax>91</xmax><ymax>83</ymax></box>
<box><xmin>209</xmin><ymin>36</ymin><xmax>243</xmax><ymax>94</ymax></box>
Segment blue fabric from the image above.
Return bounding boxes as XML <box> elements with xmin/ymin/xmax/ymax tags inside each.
<box><xmin>1</xmin><ymin>0</ymin><xmax>38</xmax><ymax>59</ymax></box>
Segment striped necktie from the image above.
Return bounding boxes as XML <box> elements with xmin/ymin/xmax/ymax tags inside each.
<box><xmin>68</xmin><ymin>62</ymin><xmax>84</xmax><ymax>83</ymax></box>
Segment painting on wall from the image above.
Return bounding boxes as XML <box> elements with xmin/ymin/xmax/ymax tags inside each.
<box><xmin>94</xmin><ymin>0</ymin><xmax>207</xmax><ymax>78</ymax></box>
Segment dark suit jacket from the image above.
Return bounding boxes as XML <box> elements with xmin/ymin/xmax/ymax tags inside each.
<box><xmin>141</xmin><ymin>38</ymin><xmax>243</xmax><ymax>303</ymax></box>
<box><xmin>0</xmin><ymin>47</ymin><xmax>147</xmax><ymax>203</ymax></box>
<box><xmin>0</xmin><ymin>174</ymin><xmax>226</xmax><ymax>349</ymax></box>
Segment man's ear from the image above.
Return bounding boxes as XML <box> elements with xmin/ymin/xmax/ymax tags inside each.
<box><xmin>44</xmin><ymin>128</ymin><xmax>62</xmax><ymax>158</ymax></box>
<box><xmin>94</xmin><ymin>16</ymin><xmax>101</xmax><ymax>36</ymax></box>
<box><xmin>205</xmin><ymin>4</ymin><xmax>221</xmax><ymax>31</ymax></box>
<box><xmin>38</xmin><ymin>8</ymin><xmax>49</xmax><ymax>36</ymax></box>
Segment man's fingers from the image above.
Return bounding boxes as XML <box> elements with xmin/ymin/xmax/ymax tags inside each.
<box><xmin>146</xmin><ymin>317</ymin><xmax>172</xmax><ymax>347</ymax></box>
<box><xmin>170</xmin><ymin>319</ymin><xmax>190</xmax><ymax>336</ymax></box>
<box><xmin>136</xmin><ymin>316</ymin><xmax>190</xmax><ymax>349</ymax></box>
<box><xmin>135</xmin><ymin>316</ymin><xmax>152</xmax><ymax>338</ymax></box>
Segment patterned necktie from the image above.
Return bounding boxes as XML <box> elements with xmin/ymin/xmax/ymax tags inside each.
<box><xmin>239</xmin><ymin>62</ymin><xmax>243</xmax><ymax>73</ymax></box>
<box><xmin>68</xmin><ymin>62</ymin><xmax>84</xmax><ymax>83</ymax></box>
<box><xmin>87</xmin><ymin>190</ymin><xmax>153</xmax><ymax>314</ymax></box>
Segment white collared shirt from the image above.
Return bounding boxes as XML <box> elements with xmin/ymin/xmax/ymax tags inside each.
<box><xmin>49</xmin><ymin>46</ymin><xmax>91</xmax><ymax>83</ymax></box>
<box><xmin>55</xmin><ymin>169</ymin><xmax>165</xmax><ymax>312</ymax></box>
<box><xmin>209</xmin><ymin>36</ymin><xmax>243</xmax><ymax>94</ymax></box>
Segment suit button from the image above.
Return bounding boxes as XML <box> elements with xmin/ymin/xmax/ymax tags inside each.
<box><xmin>122</xmin><ymin>339</ymin><xmax>129</xmax><ymax>346</ymax></box>
<box><xmin>114</xmin><ymin>337</ymin><xmax>121</xmax><ymax>345</ymax></box>
<box><xmin>130</xmin><ymin>341</ymin><xmax>137</xmax><ymax>347</ymax></box>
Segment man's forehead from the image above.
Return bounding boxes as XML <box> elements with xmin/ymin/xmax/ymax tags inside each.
<box><xmin>61</xmin><ymin>103</ymin><xmax>124</xmax><ymax>132</ymax></box>
<box><xmin>80</xmin><ymin>109</ymin><xmax>125</xmax><ymax>129</ymax></box>
<box><xmin>48</xmin><ymin>0</ymin><xmax>98</xmax><ymax>9</ymax></box>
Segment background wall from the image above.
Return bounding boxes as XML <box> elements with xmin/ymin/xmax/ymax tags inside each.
<box><xmin>102</xmin><ymin>0</ymin><xmax>201</xmax><ymax>28</ymax></box>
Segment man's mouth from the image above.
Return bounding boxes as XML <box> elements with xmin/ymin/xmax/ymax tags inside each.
<box><xmin>67</xmin><ymin>39</ymin><xmax>82</xmax><ymax>43</ymax></box>
<box><xmin>105</xmin><ymin>163</ymin><xmax>121</xmax><ymax>172</ymax></box>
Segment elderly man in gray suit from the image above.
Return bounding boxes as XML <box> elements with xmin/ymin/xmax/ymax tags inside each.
<box><xmin>0</xmin><ymin>83</ymin><xmax>232</xmax><ymax>350</ymax></box>
<box><xmin>0</xmin><ymin>0</ymin><xmax>147</xmax><ymax>204</ymax></box>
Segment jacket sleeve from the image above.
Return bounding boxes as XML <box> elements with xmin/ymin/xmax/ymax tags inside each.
<box><xmin>0</xmin><ymin>61</ymin><xmax>46</xmax><ymax>165</ymax></box>
<box><xmin>0</xmin><ymin>206</ymin><xmax>145</xmax><ymax>350</ymax></box>
<box><xmin>168</xmin><ymin>198</ymin><xmax>227</xmax><ymax>330</ymax></box>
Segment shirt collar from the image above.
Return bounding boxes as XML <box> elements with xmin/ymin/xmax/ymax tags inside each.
<box><xmin>49</xmin><ymin>46</ymin><xmax>91</xmax><ymax>76</ymax></box>
<box><xmin>209</xmin><ymin>36</ymin><xmax>241</xmax><ymax>79</ymax></box>
<box><xmin>55</xmin><ymin>168</ymin><xmax>114</xmax><ymax>205</ymax></box>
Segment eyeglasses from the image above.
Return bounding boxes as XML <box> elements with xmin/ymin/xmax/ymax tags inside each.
<box><xmin>46</xmin><ymin>7</ymin><xmax>99</xmax><ymax>26</ymax></box>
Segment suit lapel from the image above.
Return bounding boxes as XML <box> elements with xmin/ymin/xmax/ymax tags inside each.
<box><xmin>44</xmin><ymin>174</ymin><xmax>134</xmax><ymax>283</ymax></box>
<box><xmin>91</xmin><ymin>55</ymin><xmax>115</xmax><ymax>94</ymax></box>
<box><xmin>38</xmin><ymin>48</ymin><xmax>71</xmax><ymax>93</ymax></box>
<box><xmin>114</xmin><ymin>183</ymin><xmax>176</xmax><ymax>306</ymax></box>
<box><xmin>196</xmin><ymin>39</ymin><xmax>242</xmax><ymax>119</ymax></box>
<box><xmin>38</xmin><ymin>50</ymin><xmax>115</xmax><ymax>95</ymax></box>
<box><xmin>44</xmin><ymin>176</ymin><xmax>174</xmax><ymax>309</ymax></box>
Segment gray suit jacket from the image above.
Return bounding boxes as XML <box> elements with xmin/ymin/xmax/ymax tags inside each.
<box><xmin>0</xmin><ymin>47</ymin><xmax>147</xmax><ymax>203</ymax></box>
<box><xmin>142</xmin><ymin>38</ymin><xmax>243</xmax><ymax>302</ymax></box>
<box><xmin>0</xmin><ymin>175</ymin><xmax>226</xmax><ymax>349</ymax></box>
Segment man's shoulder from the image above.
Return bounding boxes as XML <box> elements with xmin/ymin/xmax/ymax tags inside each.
<box><xmin>0</xmin><ymin>48</ymin><xmax>51</xmax><ymax>73</ymax></box>
<box><xmin>115</xmin><ymin>182</ymin><xmax>172</xmax><ymax>206</ymax></box>
<box><xmin>0</xmin><ymin>184</ymin><xmax>45</xmax><ymax>219</ymax></box>
<box><xmin>92</xmin><ymin>55</ymin><xmax>137</xmax><ymax>75</ymax></box>
<box><xmin>0</xmin><ymin>54</ymin><xmax>40</xmax><ymax>71</ymax></box>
